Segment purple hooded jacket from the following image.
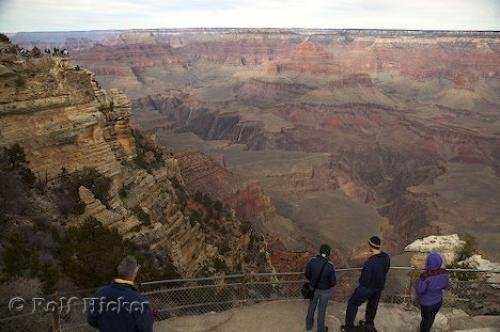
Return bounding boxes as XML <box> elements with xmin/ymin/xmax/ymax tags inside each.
<box><xmin>415</xmin><ymin>252</ymin><xmax>449</xmax><ymax>306</ymax></box>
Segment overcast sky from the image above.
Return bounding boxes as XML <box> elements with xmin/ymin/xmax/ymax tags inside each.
<box><xmin>1</xmin><ymin>0</ymin><xmax>499</xmax><ymax>33</ymax></box>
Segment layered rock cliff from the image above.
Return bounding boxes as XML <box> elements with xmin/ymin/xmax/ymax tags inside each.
<box><xmin>0</xmin><ymin>40</ymin><xmax>272</xmax><ymax>278</ymax></box>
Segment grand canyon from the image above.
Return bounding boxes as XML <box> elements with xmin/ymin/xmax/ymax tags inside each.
<box><xmin>8</xmin><ymin>29</ymin><xmax>500</xmax><ymax>267</ymax></box>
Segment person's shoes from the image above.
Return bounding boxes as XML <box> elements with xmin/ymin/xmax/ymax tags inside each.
<box><xmin>358</xmin><ymin>320</ymin><xmax>377</xmax><ymax>331</ymax></box>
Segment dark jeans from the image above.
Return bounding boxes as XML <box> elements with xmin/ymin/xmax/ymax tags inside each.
<box><xmin>345</xmin><ymin>286</ymin><xmax>382</xmax><ymax>329</ymax></box>
<box><xmin>420</xmin><ymin>301</ymin><xmax>442</xmax><ymax>332</ymax></box>
<box><xmin>306</xmin><ymin>288</ymin><xmax>332</xmax><ymax>332</ymax></box>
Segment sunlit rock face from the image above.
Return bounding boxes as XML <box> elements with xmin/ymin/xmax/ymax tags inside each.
<box><xmin>11</xmin><ymin>29</ymin><xmax>500</xmax><ymax>263</ymax></box>
<box><xmin>405</xmin><ymin>234</ymin><xmax>465</xmax><ymax>266</ymax></box>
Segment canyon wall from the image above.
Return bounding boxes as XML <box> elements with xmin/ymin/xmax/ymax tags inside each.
<box><xmin>0</xmin><ymin>40</ymin><xmax>273</xmax><ymax>277</ymax></box>
<box><xmin>10</xmin><ymin>29</ymin><xmax>500</xmax><ymax>262</ymax></box>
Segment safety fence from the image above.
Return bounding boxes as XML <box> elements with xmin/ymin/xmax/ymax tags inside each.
<box><xmin>1</xmin><ymin>267</ymin><xmax>499</xmax><ymax>331</ymax></box>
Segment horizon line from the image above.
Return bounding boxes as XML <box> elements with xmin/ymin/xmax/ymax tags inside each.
<box><xmin>4</xmin><ymin>27</ymin><xmax>500</xmax><ymax>35</ymax></box>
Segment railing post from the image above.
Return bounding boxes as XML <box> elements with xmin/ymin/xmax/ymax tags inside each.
<box><xmin>51</xmin><ymin>291</ymin><xmax>62</xmax><ymax>332</ymax></box>
<box><xmin>240</xmin><ymin>273</ymin><xmax>248</xmax><ymax>306</ymax></box>
<box><xmin>404</xmin><ymin>267</ymin><xmax>418</xmax><ymax>310</ymax></box>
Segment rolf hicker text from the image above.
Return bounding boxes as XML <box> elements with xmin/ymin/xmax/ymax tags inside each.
<box><xmin>8</xmin><ymin>296</ymin><xmax>150</xmax><ymax>315</ymax></box>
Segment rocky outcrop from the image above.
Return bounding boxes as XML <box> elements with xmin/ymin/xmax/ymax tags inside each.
<box><xmin>405</xmin><ymin>234</ymin><xmax>466</xmax><ymax>266</ymax></box>
<box><xmin>0</xmin><ymin>56</ymin><xmax>134</xmax><ymax>180</ymax></box>
<box><xmin>459</xmin><ymin>254</ymin><xmax>500</xmax><ymax>287</ymax></box>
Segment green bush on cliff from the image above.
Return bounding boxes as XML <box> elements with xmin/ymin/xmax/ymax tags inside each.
<box><xmin>58</xmin><ymin>217</ymin><xmax>178</xmax><ymax>288</ymax></box>
<box><xmin>1</xmin><ymin>144</ymin><xmax>36</xmax><ymax>188</ymax></box>
<box><xmin>133</xmin><ymin>206</ymin><xmax>151</xmax><ymax>225</ymax></box>
<box><xmin>54</xmin><ymin>167</ymin><xmax>112</xmax><ymax>215</ymax></box>
<box><xmin>1</xmin><ymin>229</ymin><xmax>41</xmax><ymax>281</ymax></box>
<box><xmin>3</xmin><ymin>144</ymin><xmax>26</xmax><ymax>169</ymax></box>
<box><xmin>132</xmin><ymin>130</ymin><xmax>165</xmax><ymax>173</ymax></box>
<box><xmin>457</xmin><ymin>233</ymin><xmax>477</xmax><ymax>261</ymax></box>
<box><xmin>239</xmin><ymin>220</ymin><xmax>252</xmax><ymax>234</ymax></box>
<box><xmin>59</xmin><ymin>217</ymin><xmax>136</xmax><ymax>287</ymax></box>
<box><xmin>0</xmin><ymin>152</ymin><xmax>43</xmax><ymax>287</ymax></box>
<box><xmin>0</xmin><ymin>164</ymin><xmax>32</xmax><ymax>218</ymax></box>
<box><xmin>0</xmin><ymin>225</ymin><xmax>60</xmax><ymax>294</ymax></box>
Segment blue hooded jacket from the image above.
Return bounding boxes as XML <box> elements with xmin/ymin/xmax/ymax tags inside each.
<box><xmin>87</xmin><ymin>279</ymin><xmax>153</xmax><ymax>332</ymax></box>
<box><xmin>416</xmin><ymin>252</ymin><xmax>449</xmax><ymax>306</ymax></box>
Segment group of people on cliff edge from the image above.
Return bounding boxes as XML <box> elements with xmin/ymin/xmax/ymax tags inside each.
<box><xmin>84</xmin><ymin>237</ymin><xmax>449</xmax><ymax>332</ymax></box>
<box><xmin>304</xmin><ymin>236</ymin><xmax>449</xmax><ymax>332</ymax></box>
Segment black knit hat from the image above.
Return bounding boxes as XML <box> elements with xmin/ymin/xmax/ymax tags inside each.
<box><xmin>320</xmin><ymin>244</ymin><xmax>331</xmax><ymax>257</ymax></box>
<box><xmin>368</xmin><ymin>236</ymin><xmax>381</xmax><ymax>249</ymax></box>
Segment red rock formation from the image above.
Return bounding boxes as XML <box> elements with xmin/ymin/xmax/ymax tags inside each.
<box><xmin>269</xmin><ymin>41</ymin><xmax>341</xmax><ymax>74</ymax></box>
<box><xmin>174</xmin><ymin>151</ymin><xmax>274</xmax><ymax>221</ymax></box>
<box><xmin>225</xmin><ymin>182</ymin><xmax>274</xmax><ymax>220</ymax></box>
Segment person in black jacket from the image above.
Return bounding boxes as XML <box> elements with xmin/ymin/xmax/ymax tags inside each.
<box><xmin>341</xmin><ymin>236</ymin><xmax>390</xmax><ymax>332</ymax></box>
<box><xmin>87</xmin><ymin>256</ymin><xmax>153</xmax><ymax>332</ymax></box>
<box><xmin>305</xmin><ymin>244</ymin><xmax>337</xmax><ymax>332</ymax></box>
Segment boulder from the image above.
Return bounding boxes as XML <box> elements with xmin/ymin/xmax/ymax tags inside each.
<box><xmin>459</xmin><ymin>254</ymin><xmax>500</xmax><ymax>286</ymax></box>
<box><xmin>405</xmin><ymin>234</ymin><xmax>465</xmax><ymax>266</ymax></box>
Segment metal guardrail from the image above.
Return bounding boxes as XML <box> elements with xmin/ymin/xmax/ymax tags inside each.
<box><xmin>1</xmin><ymin>267</ymin><xmax>499</xmax><ymax>332</ymax></box>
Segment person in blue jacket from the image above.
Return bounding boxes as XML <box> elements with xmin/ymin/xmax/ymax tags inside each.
<box><xmin>416</xmin><ymin>252</ymin><xmax>449</xmax><ymax>332</ymax></box>
<box><xmin>305</xmin><ymin>244</ymin><xmax>337</xmax><ymax>332</ymax></box>
<box><xmin>341</xmin><ymin>236</ymin><xmax>390</xmax><ymax>332</ymax></box>
<box><xmin>87</xmin><ymin>256</ymin><xmax>153</xmax><ymax>332</ymax></box>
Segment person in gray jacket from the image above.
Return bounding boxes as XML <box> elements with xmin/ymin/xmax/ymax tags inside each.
<box><xmin>305</xmin><ymin>244</ymin><xmax>337</xmax><ymax>332</ymax></box>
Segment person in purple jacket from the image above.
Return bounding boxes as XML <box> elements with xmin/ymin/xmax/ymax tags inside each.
<box><xmin>415</xmin><ymin>252</ymin><xmax>449</xmax><ymax>332</ymax></box>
